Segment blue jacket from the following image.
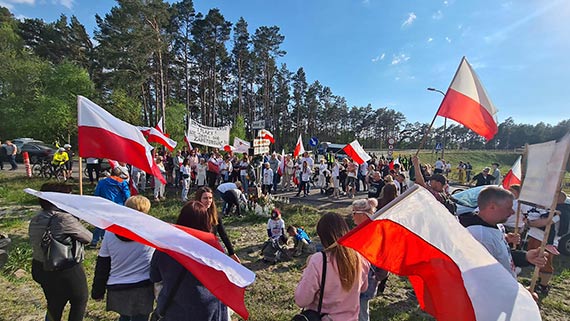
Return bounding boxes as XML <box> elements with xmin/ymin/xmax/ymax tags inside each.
<box><xmin>94</xmin><ymin>176</ymin><xmax>130</xmax><ymax>205</ymax></box>
<box><xmin>295</xmin><ymin>228</ymin><xmax>311</xmax><ymax>244</ymax></box>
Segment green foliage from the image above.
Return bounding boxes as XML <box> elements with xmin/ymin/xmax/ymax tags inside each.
<box><xmin>230</xmin><ymin>114</ymin><xmax>246</xmax><ymax>143</ymax></box>
<box><xmin>165</xmin><ymin>102</ymin><xmax>186</xmax><ymax>143</ymax></box>
<box><xmin>107</xmin><ymin>89</ymin><xmax>143</xmax><ymax>125</ymax></box>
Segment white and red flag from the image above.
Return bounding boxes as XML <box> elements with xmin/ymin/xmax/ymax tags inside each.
<box><xmin>24</xmin><ymin>188</ymin><xmax>256</xmax><ymax>319</ymax></box>
<box><xmin>107</xmin><ymin>159</ymin><xmax>138</xmax><ymax>196</ymax></box>
<box><xmin>437</xmin><ymin>57</ymin><xmax>498</xmax><ymax>141</ymax></box>
<box><xmin>138</xmin><ymin>126</ymin><xmax>177</xmax><ymax>151</ymax></box>
<box><xmin>222</xmin><ymin>144</ymin><xmax>235</xmax><ymax>152</ymax></box>
<box><xmin>293</xmin><ymin>134</ymin><xmax>305</xmax><ymax>158</ymax></box>
<box><xmin>502</xmin><ymin>155</ymin><xmax>522</xmax><ymax>189</ymax></box>
<box><xmin>155</xmin><ymin>116</ymin><xmax>165</xmax><ymax>134</ymax></box>
<box><xmin>343</xmin><ymin>140</ymin><xmax>371</xmax><ymax>165</ymax></box>
<box><xmin>277</xmin><ymin>149</ymin><xmax>285</xmax><ymax>176</ymax></box>
<box><xmin>338</xmin><ymin>185</ymin><xmax>541</xmax><ymax>321</ymax></box>
<box><xmin>77</xmin><ymin>96</ymin><xmax>166</xmax><ymax>184</ymax></box>
<box><xmin>233</xmin><ymin>137</ymin><xmax>250</xmax><ymax>154</ymax></box>
<box><xmin>258</xmin><ymin>129</ymin><xmax>275</xmax><ymax>144</ymax></box>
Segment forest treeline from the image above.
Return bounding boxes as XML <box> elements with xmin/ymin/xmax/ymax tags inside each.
<box><xmin>0</xmin><ymin>1</ymin><xmax>568</xmax><ymax>151</ymax></box>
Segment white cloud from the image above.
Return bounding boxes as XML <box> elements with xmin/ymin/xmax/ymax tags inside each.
<box><xmin>432</xmin><ymin>10</ymin><xmax>443</xmax><ymax>20</ymax></box>
<box><xmin>362</xmin><ymin>0</ymin><xmax>370</xmax><ymax>4</ymax></box>
<box><xmin>391</xmin><ymin>54</ymin><xmax>410</xmax><ymax>65</ymax></box>
<box><xmin>395</xmin><ymin>77</ymin><xmax>401</xmax><ymax>81</ymax></box>
<box><xmin>0</xmin><ymin>0</ymin><xmax>34</xmax><ymax>7</ymax></box>
<box><xmin>427</xmin><ymin>37</ymin><xmax>433</xmax><ymax>43</ymax></box>
<box><xmin>445</xmin><ymin>37</ymin><xmax>452</xmax><ymax>43</ymax></box>
<box><xmin>53</xmin><ymin>0</ymin><xmax>73</xmax><ymax>9</ymax></box>
<box><xmin>371</xmin><ymin>53</ymin><xmax>385</xmax><ymax>63</ymax></box>
<box><xmin>443</xmin><ymin>0</ymin><xmax>449</xmax><ymax>5</ymax></box>
<box><xmin>0</xmin><ymin>1</ymin><xmax>14</xmax><ymax>9</ymax></box>
<box><xmin>401</xmin><ymin>12</ymin><xmax>416</xmax><ymax>28</ymax></box>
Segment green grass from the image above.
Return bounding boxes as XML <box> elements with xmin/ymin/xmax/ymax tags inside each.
<box><xmin>2</xmin><ymin>166</ymin><xmax>570</xmax><ymax>321</ymax></box>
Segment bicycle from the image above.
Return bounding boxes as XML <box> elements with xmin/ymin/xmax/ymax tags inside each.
<box><xmin>32</xmin><ymin>160</ymin><xmax>66</xmax><ymax>181</ymax></box>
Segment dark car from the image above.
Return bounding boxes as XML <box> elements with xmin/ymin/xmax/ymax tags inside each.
<box><xmin>15</xmin><ymin>141</ymin><xmax>57</xmax><ymax>163</ymax></box>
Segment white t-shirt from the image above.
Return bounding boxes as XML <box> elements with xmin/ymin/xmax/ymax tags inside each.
<box><xmin>467</xmin><ymin>224</ymin><xmax>515</xmax><ymax>278</ymax></box>
<box><xmin>301</xmin><ymin>156</ymin><xmax>314</xmax><ymax>169</ymax></box>
<box><xmin>301</xmin><ymin>167</ymin><xmax>312</xmax><ymax>182</ymax></box>
<box><xmin>435</xmin><ymin>160</ymin><xmax>444</xmax><ymax>170</ymax></box>
<box><xmin>263</xmin><ymin>168</ymin><xmax>274</xmax><ymax>185</ymax></box>
<box><xmin>331</xmin><ymin>163</ymin><xmax>339</xmax><ymax>177</ymax></box>
<box><xmin>239</xmin><ymin>160</ymin><xmax>249</xmax><ymax>176</ymax></box>
<box><xmin>98</xmin><ymin>233</ymin><xmax>155</xmax><ymax>285</ymax></box>
<box><xmin>267</xmin><ymin>218</ymin><xmax>285</xmax><ymax>239</ymax></box>
<box><xmin>180</xmin><ymin>165</ymin><xmax>192</xmax><ymax>177</ymax></box>
<box><xmin>527</xmin><ymin>208</ymin><xmax>560</xmax><ymax>244</ymax></box>
<box><xmin>503</xmin><ymin>200</ymin><xmax>531</xmax><ymax>229</ymax></box>
<box><xmin>359</xmin><ymin>162</ymin><xmax>368</xmax><ymax>176</ymax></box>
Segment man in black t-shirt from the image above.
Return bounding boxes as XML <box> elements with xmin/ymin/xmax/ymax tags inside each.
<box><xmin>470</xmin><ymin>167</ymin><xmax>495</xmax><ymax>186</ymax></box>
<box><xmin>368</xmin><ymin>171</ymin><xmax>385</xmax><ymax>199</ymax></box>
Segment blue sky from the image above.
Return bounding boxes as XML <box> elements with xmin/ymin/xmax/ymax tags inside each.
<box><xmin>3</xmin><ymin>0</ymin><xmax>569</xmax><ymax>126</ymax></box>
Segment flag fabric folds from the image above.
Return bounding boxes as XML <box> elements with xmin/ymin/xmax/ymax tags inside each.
<box><xmin>338</xmin><ymin>185</ymin><xmax>541</xmax><ymax>321</ymax></box>
<box><xmin>24</xmin><ymin>188</ymin><xmax>255</xmax><ymax>319</ymax></box>
<box><xmin>258</xmin><ymin>129</ymin><xmax>275</xmax><ymax>144</ymax></box>
<box><xmin>77</xmin><ymin>96</ymin><xmax>166</xmax><ymax>184</ymax></box>
<box><xmin>293</xmin><ymin>134</ymin><xmax>305</xmax><ymax>158</ymax></box>
<box><xmin>437</xmin><ymin>57</ymin><xmax>498</xmax><ymax>140</ymax></box>
<box><xmin>233</xmin><ymin>137</ymin><xmax>250</xmax><ymax>154</ymax></box>
<box><xmin>502</xmin><ymin>155</ymin><xmax>522</xmax><ymax>189</ymax></box>
<box><xmin>138</xmin><ymin>126</ymin><xmax>177</xmax><ymax>151</ymax></box>
<box><xmin>155</xmin><ymin>116</ymin><xmax>165</xmax><ymax>134</ymax></box>
<box><xmin>342</xmin><ymin>140</ymin><xmax>371</xmax><ymax>165</ymax></box>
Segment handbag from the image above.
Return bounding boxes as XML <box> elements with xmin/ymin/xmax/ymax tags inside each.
<box><xmin>150</xmin><ymin>268</ymin><xmax>187</xmax><ymax>321</ymax></box>
<box><xmin>40</xmin><ymin>214</ymin><xmax>84</xmax><ymax>271</ymax></box>
<box><xmin>291</xmin><ymin>251</ymin><xmax>327</xmax><ymax>321</ymax></box>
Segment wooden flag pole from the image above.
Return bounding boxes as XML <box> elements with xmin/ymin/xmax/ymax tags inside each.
<box><xmin>79</xmin><ymin>156</ymin><xmax>83</xmax><ymax>195</ymax></box>
<box><xmin>513</xmin><ymin>145</ymin><xmax>528</xmax><ymax>243</ymax></box>
<box><xmin>512</xmin><ymin>202</ymin><xmax>522</xmax><ymax>250</ymax></box>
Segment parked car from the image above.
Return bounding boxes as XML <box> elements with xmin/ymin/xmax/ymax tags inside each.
<box><xmin>12</xmin><ymin>138</ymin><xmax>37</xmax><ymax>152</ymax></box>
<box><xmin>451</xmin><ymin>185</ymin><xmax>570</xmax><ymax>256</ymax></box>
<box><xmin>15</xmin><ymin>141</ymin><xmax>57</xmax><ymax>163</ymax></box>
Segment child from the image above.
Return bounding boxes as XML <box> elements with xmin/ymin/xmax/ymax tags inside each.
<box><xmin>267</xmin><ymin>208</ymin><xmax>286</xmax><ymax>244</ymax></box>
<box><xmin>286</xmin><ymin>225</ymin><xmax>316</xmax><ymax>257</ymax></box>
<box><xmin>262</xmin><ymin>162</ymin><xmax>274</xmax><ymax>195</ymax></box>
<box><xmin>195</xmin><ymin>158</ymin><xmax>207</xmax><ymax>187</ymax></box>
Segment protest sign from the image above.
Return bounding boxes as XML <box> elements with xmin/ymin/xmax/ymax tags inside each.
<box><xmin>186</xmin><ymin>119</ymin><xmax>230</xmax><ymax>148</ymax></box>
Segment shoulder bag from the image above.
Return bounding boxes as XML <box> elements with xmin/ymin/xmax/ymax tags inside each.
<box><xmin>291</xmin><ymin>251</ymin><xmax>327</xmax><ymax>321</ymax></box>
<box><xmin>40</xmin><ymin>214</ymin><xmax>84</xmax><ymax>271</ymax></box>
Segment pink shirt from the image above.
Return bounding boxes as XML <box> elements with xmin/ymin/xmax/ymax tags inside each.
<box><xmin>295</xmin><ymin>251</ymin><xmax>369</xmax><ymax>321</ymax></box>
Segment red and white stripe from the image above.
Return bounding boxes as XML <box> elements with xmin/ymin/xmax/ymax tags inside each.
<box><xmin>339</xmin><ymin>185</ymin><xmax>541</xmax><ymax>321</ymax></box>
<box><xmin>25</xmin><ymin>188</ymin><xmax>255</xmax><ymax>320</ymax></box>
<box><xmin>437</xmin><ymin>57</ymin><xmax>498</xmax><ymax>141</ymax></box>
<box><xmin>77</xmin><ymin>96</ymin><xmax>165</xmax><ymax>184</ymax></box>
<box><xmin>155</xmin><ymin>117</ymin><xmax>165</xmax><ymax>134</ymax></box>
<box><xmin>502</xmin><ymin>155</ymin><xmax>522</xmax><ymax>189</ymax></box>
<box><xmin>258</xmin><ymin>129</ymin><xmax>275</xmax><ymax>144</ymax></box>
<box><xmin>107</xmin><ymin>159</ymin><xmax>138</xmax><ymax>196</ymax></box>
<box><xmin>293</xmin><ymin>134</ymin><xmax>305</xmax><ymax>158</ymax></box>
<box><xmin>138</xmin><ymin>126</ymin><xmax>177</xmax><ymax>151</ymax></box>
<box><xmin>343</xmin><ymin>140</ymin><xmax>371</xmax><ymax>165</ymax></box>
<box><xmin>233</xmin><ymin>137</ymin><xmax>250</xmax><ymax>154</ymax></box>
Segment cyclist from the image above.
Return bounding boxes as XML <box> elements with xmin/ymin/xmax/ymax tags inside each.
<box><xmin>51</xmin><ymin>147</ymin><xmax>69</xmax><ymax>180</ymax></box>
<box><xmin>63</xmin><ymin>144</ymin><xmax>74</xmax><ymax>180</ymax></box>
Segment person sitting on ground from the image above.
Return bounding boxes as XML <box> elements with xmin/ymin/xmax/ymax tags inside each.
<box><xmin>294</xmin><ymin>212</ymin><xmax>369</xmax><ymax>321</ymax></box>
<box><xmin>470</xmin><ymin>167</ymin><xmax>496</xmax><ymax>187</ymax></box>
<box><xmin>91</xmin><ymin>195</ymin><xmax>155</xmax><ymax>321</ymax></box>
<box><xmin>267</xmin><ymin>208</ymin><xmax>287</xmax><ymax>244</ymax></box>
<box><xmin>286</xmin><ymin>225</ymin><xmax>316</xmax><ymax>257</ymax></box>
<box><xmin>459</xmin><ymin>186</ymin><xmax>547</xmax><ymax>279</ymax></box>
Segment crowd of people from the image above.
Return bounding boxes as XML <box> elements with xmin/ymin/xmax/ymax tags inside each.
<box><xmin>23</xmin><ymin>145</ymin><xmax>569</xmax><ymax>321</ymax></box>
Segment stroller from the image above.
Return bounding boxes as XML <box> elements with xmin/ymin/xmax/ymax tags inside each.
<box><xmin>261</xmin><ymin>237</ymin><xmax>290</xmax><ymax>264</ymax></box>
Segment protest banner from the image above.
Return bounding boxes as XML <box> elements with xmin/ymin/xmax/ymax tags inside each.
<box><xmin>186</xmin><ymin>119</ymin><xmax>230</xmax><ymax>148</ymax></box>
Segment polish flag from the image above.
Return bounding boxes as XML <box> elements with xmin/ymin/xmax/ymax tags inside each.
<box><xmin>338</xmin><ymin>185</ymin><xmax>541</xmax><ymax>321</ymax></box>
<box><xmin>277</xmin><ymin>149</ymin><xmax>285</xmax><ymax>176</ymax></box>
<box><xmin>77</xmin><ymin>96</ymin><xmax>166</xmax><ymax>184</ymax></box>
<box><xmin>25</xmin><ymin>188</ymin><xmax>256</xmax><ymax>320</ymax></box>
<box><xmin>502</xmin><ymin>156</ymin><xmax>522</xmax><ymax>189</ymax></box>
<box><xmin>343</xmin><ymin>140</ymin><xmax>371</xmax><ymax>165</ymax></box>
<box><xmin>293</xmin><ymin>134</ymin><xmax>305</xmax><ymax>158</ymax></box>
<box><xmin>437</xmin><ymin>57</ymin><xmax>498</xmax><ymax>141</ymax></box>
<box><xmin>155</xmin><ymin>117</ymin><xmax>164</xmax><ymax>133</ymax></box>
<box><xmin>233</xmin><ymin>137</ymin><xmax>250</xmax><ymax>154</ymax></box>
<box><xmin>184</xmin><ymin>120</ymin><xmax>194</xmax><ymax>151</ymax></box>
<box><xmin>138</xmin><ymin>126</ymin><xmax>177</xmax><ymax>151</ymax></box>
<box><xmin>258</xmin><ymin>129</ymin><xmax>275</xmax><ymax>144</ymax></box>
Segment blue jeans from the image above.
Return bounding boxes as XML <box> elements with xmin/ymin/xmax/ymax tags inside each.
<box><xmin>359</xmin><ymin>269</ymin><xmax>379</xmax><ymax>321</ymax></box>
<box><xmin>273</xmin><ymin>174</ymin><xmax>280</xmax><ymax>192</ymax></box>
<box><xmin>8</xmin><ymin>155</ymin><xmax>17</xmax><ymax>170</ymax></box>
<box><xmin>240</xmin><ymin>175</ymin><xmax>249</xmax><ymax>195</ymax></box>
<box><xmin>90</xmin><ymin>227</ymin><xmax>105</xmax><ymax>246</ymax></box>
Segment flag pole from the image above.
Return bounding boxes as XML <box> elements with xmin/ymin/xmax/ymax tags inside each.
<box><xmin>528</xmin><ymin>137</ymin><xmax>570</xmax><ymax>293</ymax></box>
<box><xmin>513</xmin><ymin>145</ymin><xmax>528</xmax><ymax>239</ymax></box>
<box><xmin>79</xmin><ymin>157</ymin><xmax>83</xmax><ymax>195</ymax></box>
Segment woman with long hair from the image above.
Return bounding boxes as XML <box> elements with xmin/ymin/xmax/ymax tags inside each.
<box><xmin>194</xmin><ymin>187</ymin><xmax>240</xmax><ymax>263</ymax></box>
<box><xmin>150</xmin><ymin>201</ymin><xmax>228</xmax><ymax>321</ymax></box>
<box><xmin>295</xmin><ymin>212</ymin><xmax>369</xmax><ymax>320</ymax></box>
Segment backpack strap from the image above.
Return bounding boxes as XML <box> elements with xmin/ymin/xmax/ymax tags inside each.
<box><xmin>316</xmin><ymin>251</ymin><xmax>327</xmax><ymax>315</ymax></box>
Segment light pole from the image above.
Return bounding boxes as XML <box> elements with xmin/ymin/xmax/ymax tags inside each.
<box><xmin>427</xmin><ymin>87</ymin><xmax>447</xmax><ymax>159</ymax></box>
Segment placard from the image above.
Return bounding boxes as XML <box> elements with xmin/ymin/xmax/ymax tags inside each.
<box><xmin>186</xmin><ymin>119</ymin><xmax>230</xmax><ymax>148</ymax></box>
